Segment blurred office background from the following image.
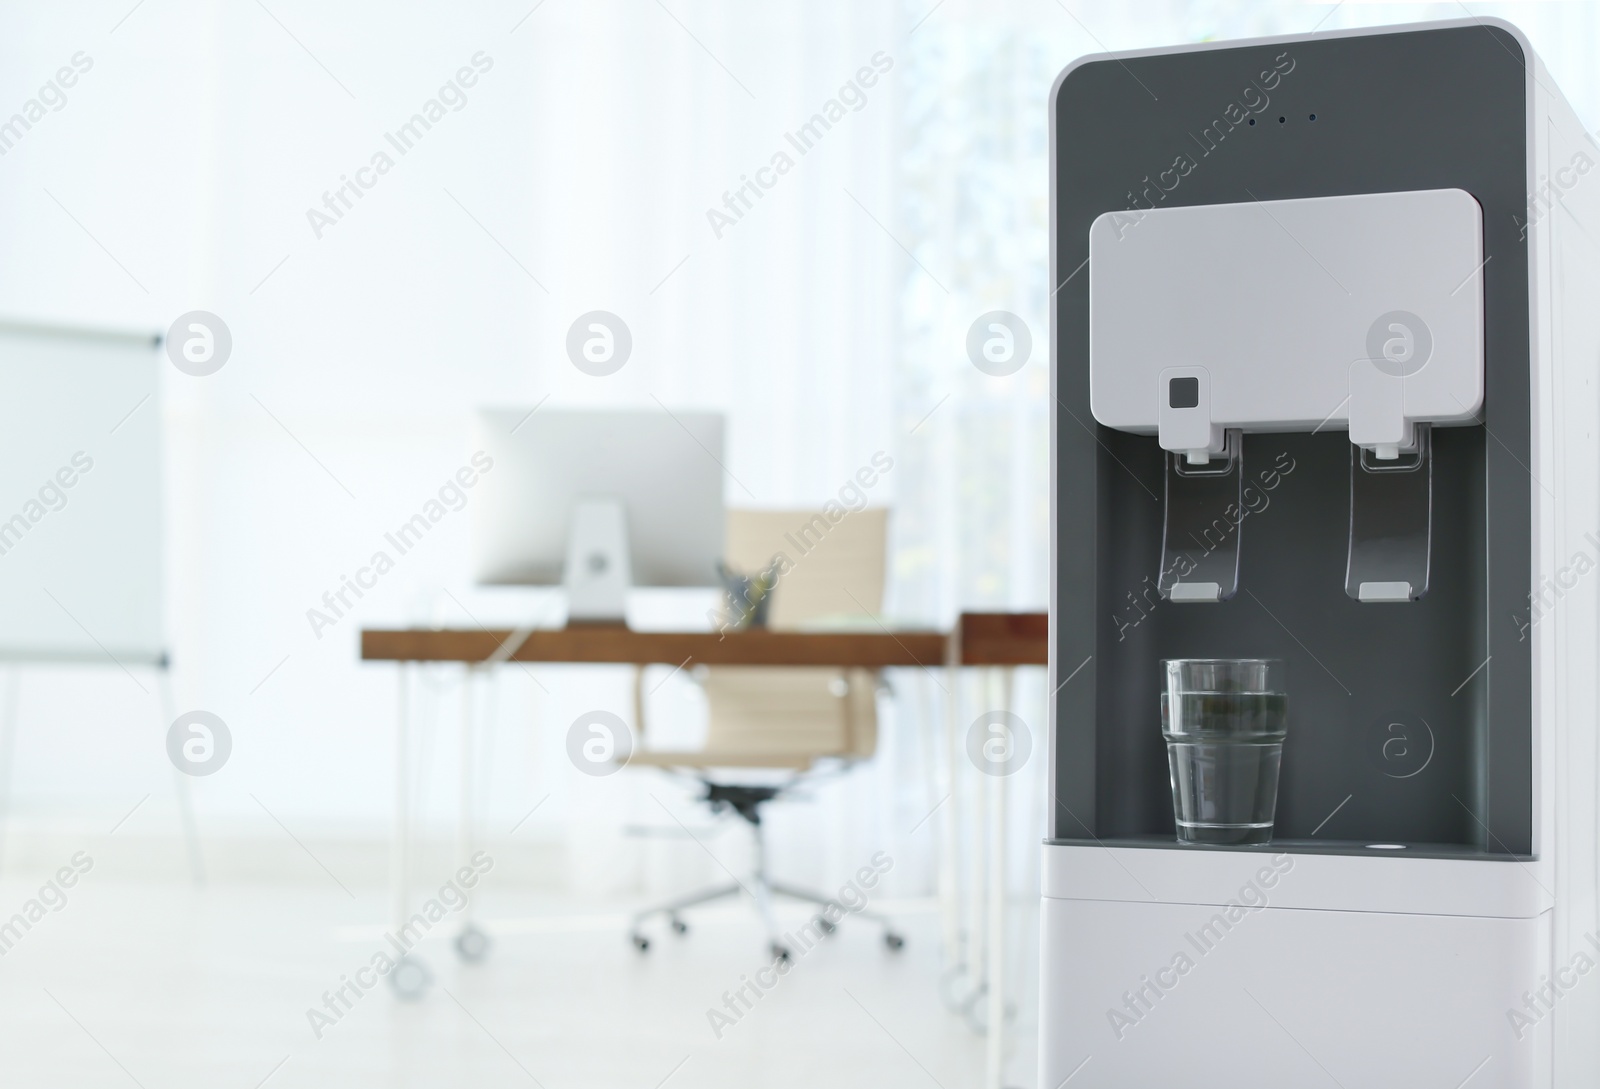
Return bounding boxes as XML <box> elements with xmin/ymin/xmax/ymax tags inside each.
<box><xmin>0</xmin><ymin>1</ymin><xmax>1596</xmax><ymax>1086</ymax></box>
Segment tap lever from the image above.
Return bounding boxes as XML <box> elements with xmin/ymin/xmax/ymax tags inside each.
<box><xmin>1346</xmin><ymin>424</ymin><xmax>1432</xmax><ymax>603</ymax></box>
<box><xmin>1159</xmin><ymin>429</ymin><xmax>1243</xmax><ymax>603</ymax></box>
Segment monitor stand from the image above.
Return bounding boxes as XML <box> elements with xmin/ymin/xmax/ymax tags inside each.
<box><xmin>564</xmin><ymin>497</ymin><xmax>631</xmax><ymax>625</ymax></box>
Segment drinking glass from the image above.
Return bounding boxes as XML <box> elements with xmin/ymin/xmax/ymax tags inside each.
<box><xmin>1161</xmin><ymin>659</ymin><xmax>1287</xmax><ymax>846</ymax></box>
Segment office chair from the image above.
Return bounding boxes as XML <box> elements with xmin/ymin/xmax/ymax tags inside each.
<box><xmin>625</xmin><ymin>507</ymin><xmax>905</xmax><ymax>960</ymax></box>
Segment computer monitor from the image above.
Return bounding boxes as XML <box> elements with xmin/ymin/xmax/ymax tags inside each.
<box><xmin>470</xmin><ymin>409</ymin><xmax>726</xmax><ymax>621</ymax></box>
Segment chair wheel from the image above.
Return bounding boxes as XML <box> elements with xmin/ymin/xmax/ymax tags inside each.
<box><xmin>770</xmin><ymin>943</ymin><xmax>791</xmax><ymax>962</ymax></box>
<box><xmin>454</xmin><ymin>923</ymin><xmax>492</xmax><ymax>963</ymax></box>
<box><xmin>631</xmin><ymin>933</ymin><xmax>651</xmax><ymax>953</ymax></box>
<box><xmin>388</xmin><ymin>955</ymin><xmax>431</xmax><ymax>999</ymax></box>
<box><xmin>816</xmin><ymin>915</ymin><xmax>837</xmax><ymax>936</ymax></box>
<box><xmin>670</xmin><ymin>917</ymin><xmax>689</xmax><ymax>935</ymax></box>
<box><xmin>884</xmin><ymin>932</ymin><xmax>906</xmax><ymax>952</ymax></box>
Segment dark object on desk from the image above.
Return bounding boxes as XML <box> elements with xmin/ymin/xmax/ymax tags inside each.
<box><xmin>716</xmin><ymin>556</ymin><xmax>782</xmax><ymax>630</ymax></box>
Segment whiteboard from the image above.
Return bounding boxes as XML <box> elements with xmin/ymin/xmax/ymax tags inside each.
<box><xmin>0</xmin><ymin>321</ymin><xmax>163</xmax><ymax>663</ymax></box>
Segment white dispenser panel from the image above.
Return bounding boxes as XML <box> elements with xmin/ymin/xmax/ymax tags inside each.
<box><xmin>1089</xmin><ymin>189</ymin><xmax>1484</xmax><ymax>462</ymax></box>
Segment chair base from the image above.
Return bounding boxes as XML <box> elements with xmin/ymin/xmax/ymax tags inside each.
<box><xmin>629</xmin><ymin>781</ymin><xmax>905</xmax><ymax>958</ymax></box>
<box><xmin>629</xmin><ymin>875</ymin><xmax>904</xmax><ymax>959</ymax></box>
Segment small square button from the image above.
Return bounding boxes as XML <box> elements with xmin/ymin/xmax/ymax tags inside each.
<box><xmin>1168</xmin><ymin>376</ymin><xmax>1199</xmax><ymax>409</ymax></box>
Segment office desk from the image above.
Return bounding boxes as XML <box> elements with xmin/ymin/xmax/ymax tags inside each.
<box><xmin>362</xmin><ymin>611</ymin><xmax>1046</xmax><ymax>1077</ymax></box>
<box><xmin>361</xmin><ymin>623</ymin><xmax>949</xmax><ymax>991</ymax></box>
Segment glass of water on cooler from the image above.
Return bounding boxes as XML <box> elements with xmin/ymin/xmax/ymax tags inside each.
<box><xmin>1161</xmin><ymin>659</ymin><xmax>1287</xmax><ymax>846</ymax></box>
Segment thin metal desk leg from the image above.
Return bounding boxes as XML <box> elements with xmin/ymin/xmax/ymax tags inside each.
<box><xmin>393</xmin><ymin>664</ymin><xmax>409</xmax><ymax>934</ymax></box>
<box><xmin>460</xmin><ymin>666</ymin><xmax>474</xmax><ymax>915</ymax></box>
<box><xmin>984</xmin><ymin>665</ymin><xmax>1015</xmax><ymax>1089</ymax></box>
<box><xmin>967</xmin><ymin>670</ymin><xmax>987</xmax><ymax>1022</ymax></box>
<box><xmin>939</xmin><ymin>651</ymin><xmax>964</xmax><ymax>988</ymax></box>
<box><xmin>454</xmin><ymin>665</ymin><xmax>490</xmax><ymax>962</ymax></box>
<box><xmin>388</xmin><ymin>664</ymin><xmax>429</xmax><ymax>997</ymax></box>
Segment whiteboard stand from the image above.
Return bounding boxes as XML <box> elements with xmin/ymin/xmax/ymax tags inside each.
<box><xmin>158</xmin><ymin>664</ymin><xmax>205</xmax><ymax>886</ymax></box>
<box><xmin>0</xmin><ymin>668</ymin><xmax>19</xmax><ymax>876</ymax></box>
<box><xmin>0</xmin><ymin>319</ymin><xmax>193</xmax><ymax>884</ymax></box>
<box><xmin>0</xmin><ymin>658</ymin><xmax>203</xmax><ymax>886</ymax></box>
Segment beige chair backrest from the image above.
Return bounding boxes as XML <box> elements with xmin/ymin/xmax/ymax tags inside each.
<box><xmin>702</xmin><ymin>508</ymin><xmax>888</xmax><ymax>762</ymax></box>
<box><xmin>722</xmin><ymin>508</ymin><xmax>887</xmax><ymax>629</ymax></box>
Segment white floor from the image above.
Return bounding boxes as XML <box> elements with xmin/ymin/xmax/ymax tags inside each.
<box><xmin>0</xmin><ymin>876</ymin><xmax>1028</xmax><ymax>1088</ymax></box>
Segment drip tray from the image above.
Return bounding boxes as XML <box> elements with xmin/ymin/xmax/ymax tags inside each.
<box><xmin>1044</xmin><ymin>834</ymin><xmax>1529</xmax><ymax>861</ymax></box>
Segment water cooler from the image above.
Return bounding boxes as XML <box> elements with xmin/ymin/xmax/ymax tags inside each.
<box><xmin>1044</xmin><ymin>19</ymin><xmax>1600</xmax><ymax>1087</ymax></box>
